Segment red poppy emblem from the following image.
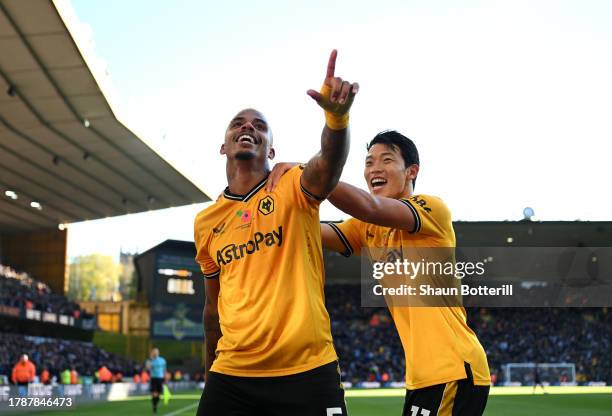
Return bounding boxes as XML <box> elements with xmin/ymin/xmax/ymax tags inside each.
<box><xmin>241</xmin><ymin>210</ymin><xmax>252</xmax><ymax>223</ymax></box>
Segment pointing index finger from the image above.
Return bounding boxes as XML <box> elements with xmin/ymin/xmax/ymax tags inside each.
<box><xmin>326</xmin><ymin>49</ymin><xmax>337</xmax><ymax>79</ymax></box>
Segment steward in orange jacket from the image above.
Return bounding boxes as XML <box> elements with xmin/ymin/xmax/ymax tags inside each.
<box><xmin>12</xmin><ymin>355</ymin><xmax>36</xmax><ymax>385</ymax></box>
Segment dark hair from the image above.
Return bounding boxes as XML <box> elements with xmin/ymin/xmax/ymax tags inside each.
<box><xmin>367</xmin><ymin>130</ymin><xmax>419</xmax><ymax>187</ymax></box>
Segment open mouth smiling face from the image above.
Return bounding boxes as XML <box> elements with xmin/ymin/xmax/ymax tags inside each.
<box><xmin>364</xmin><ymin>143</ymin><xmax>410</xmax><ymax>197</ymax></box>
<box><xmin>222</xmin><ymin>109</ymin><xmax>274</xmax><ymax>161</ymax></box>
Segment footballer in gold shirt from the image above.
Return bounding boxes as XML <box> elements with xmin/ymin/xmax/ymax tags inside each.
<box><xmin>194</xmin><ymin>165</ymin><xmax>337</xmax><ymax>377</ymax></box>
<box><xmin>195</xmin><ymin>50</ymin><xmax>358</xmax><ymax>416</ymax></box>
<box><xmin>270</xmin><ymin>131</ymin><xmax>490</xmax><ymax>416</ymax></box>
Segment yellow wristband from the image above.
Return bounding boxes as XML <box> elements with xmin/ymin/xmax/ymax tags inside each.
<box><xmin>320</xmin><ymin>85</ymin><xmax>349</xmax><ymax>130</ymax></box>
<box><xmin>325</xmin><ymin>111</ymin><xmax>349</xmax><ymax>130</ymax></box>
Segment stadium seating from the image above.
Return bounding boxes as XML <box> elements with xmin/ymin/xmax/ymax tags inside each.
<box><xmin>0</xmin><ymin>263</ymin><xmax>128</xmax><ymax>384</ymax></box>
<box><xmin>471</xmin><ymin>306</ymin><xmax>611</xmax><ymax>384</ymax></box>
<box><xmin>326</xmin><ymin>284</ymin><xmax>612</xmax><ymax>385</ymax></box>
<box><xmin>0</xmin><ymin>264</ymin><xmax>90</xmax><ymax>318</ymax></box>
<box><xmin>1</xmin><ymin>277</ymin><xmax>609</xmax><ymax>385</ymax></box>
<box><xmin>0</xmin><ymin>332</ymin><xmax>140</xmax><ymax>383</ymax></box>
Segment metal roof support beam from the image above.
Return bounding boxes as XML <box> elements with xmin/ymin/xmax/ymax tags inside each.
<box><xmin>0</xmin><ymin>119</ymin><xmax>120</xmax><ymax>213</ymax></box>
<box><xmin>0</xmin><ymin>162</ymin><xmax>102</xmax><ymax>218</ymax></box>
<box><xmin>0</xmin><ymin>111</ymin><xmax>145</xmax><ymax>210</ymax></box>
<box><xmin>0</xmin><ymin>204</ymin><xmax>53</xmax><ymax>228</ymax></box>
<box><xmin>1</xmin><ymin>2</ymin><xmax>192</xmax><ymax>204</ymax></box>
<box><xmin>0</xmin><ymin>180</ymin><xmax>83</xmax><ymax>221</ymax></box>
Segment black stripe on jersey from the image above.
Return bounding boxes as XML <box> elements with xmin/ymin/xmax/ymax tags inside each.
<box><xmin>203</xmin><ymin>269</ymin><xmax>220</xmax><ymax>279</ymax></box>
<box><xmin>300</xmin><ymin>182</ymin><xmax>325</xmax><ymax>202</ymax></box>
<box><xmin>399</xmin><ymin>199</ymin><xmax>421</xmax><ymax>234</ymax></box>
<box><xmin>327</xmin><ymin>223</ymin><xmax>353</xmax><ymax>257</ymax></box>
<box><xmin>223</xmin><ymin>174</ymin><xmax>269</xmax><ymax>202</ymax></box>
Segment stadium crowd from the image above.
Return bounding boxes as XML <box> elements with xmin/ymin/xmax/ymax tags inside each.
<box><xmin>0</xmin><ymin>332</ymin><xmax>139</xmax><ymax>384</ymax></box>
<box><xmin>1</xmin><ymin>281</ymin><xmax>610</xmax><ymax>386</ymax></box>
<box><xmin>326</xmin><ymin>284</ymin><xmax>612</xmax><ymax>385</ymax></box>
<box><xmin>470</xmin><ymin>306</ymin><xmax>612</xmax><ymax>384</ymax></box>
<box><xmin>326</xmin><ymin>284</ymin><xmax>405</xmax><ymax>384</ymax></box>
<box><xmin>0</xmin><ymin>262</ymin><xmax>134</xmax><ymax>386</ymax></box>
<box><xmin>0</xmin><ymin>263</ymin><xmax>88</xmax><ymax>318</ymax></box>
<box><xmin>0</xmin><ymin>332</ymin><xmax>141</xmax><ymax>382</ymax></box>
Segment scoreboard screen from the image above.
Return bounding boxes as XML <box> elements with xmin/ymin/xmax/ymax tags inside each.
<box><xmin>154</xmin><ymin>253</ymin><xmax>204</xmax><ymax>304</ymax></box>
<box><xmin>135</xmin><ymin>240</ymin><xmax>206</xmax><ymax>340</ymax></box>
<box><xmin>151</xmin><ymin>252</ymin><xmax>205</xmax><ymax>340</ymax></box>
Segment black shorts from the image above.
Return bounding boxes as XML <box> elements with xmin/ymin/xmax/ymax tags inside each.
<box><xmin>403</xmin><ymin>364</ymin><xmax>489</xmax><ymax>416</ymax></box>
<box><xmin>150</xmin><ymin>378</ymin><xmax>164</xmax><ymax>394</ymax></box>
<box><xmin>197</xmin><ymin>361</ymin><xmax>348</xmax><ymax>416</ymax></box>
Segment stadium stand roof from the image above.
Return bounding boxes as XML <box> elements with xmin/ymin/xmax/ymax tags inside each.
<box><xmin>0</xmin><ymin>0</ymin><xmax>210</xmax><ymax>233</ymax></box>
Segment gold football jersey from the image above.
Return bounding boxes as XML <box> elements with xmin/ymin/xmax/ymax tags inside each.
<box><xmin>332</xmin><ymin>195</ymin><xmax>491</xmax><ymax>389</ymax></box>
<box><xmin>194</xmin><ymin>166</ymin><xmax>337</xmax><ymax>377</ymax></box>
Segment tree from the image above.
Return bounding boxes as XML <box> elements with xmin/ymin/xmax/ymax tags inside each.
<box><xmin>68</xmin><ymin>254</ymin><xmax>121</xmax><ymax>301</ymax></box>
<box><xmin>119</xmin><ymin>252</ymin><xmax>137</xmax><ymax>300</ymax></box>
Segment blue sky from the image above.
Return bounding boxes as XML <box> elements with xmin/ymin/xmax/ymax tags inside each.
<box><xmin>64</xmin><ymin>0</ymin><xmax>612</xmax><ymax>258</ymax></box>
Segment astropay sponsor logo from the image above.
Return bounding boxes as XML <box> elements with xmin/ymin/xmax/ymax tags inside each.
<box><xmin>216</xmin><ymin>226</ymin><xmax>283</xmax><ymax>265</ymax></box>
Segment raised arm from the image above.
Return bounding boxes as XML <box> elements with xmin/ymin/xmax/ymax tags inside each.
<box><xmin>203</xmin><ymin>278</ymin><xmax>221</xmax><ymax>382</ymax></box>
<box><xmin>301</xmin><ymin>50</ymin><xmax>359</xmax><ymax>200</ymax></box>
<box><xmin>328</xmin><ymin>181</ymin><xmax>417</xmax><ymax>231</ymax></box>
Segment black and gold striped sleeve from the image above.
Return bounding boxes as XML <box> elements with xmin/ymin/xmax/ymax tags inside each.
<box><xmin>332</xmin><ymin>218</ymin><xmax>364</xmax><ymax>257</ymax></box>
<box><xmin>398</xmin><ymin>198</ymin><xmax>421</xmax><ymax>234</ymax></box>
<box><xmin>400</xmin><ymin>195</ymin><xmax>452</xmax><ymax>239</ymax></box>
<box><xmin>327</xmin><ymin>222</ymin><xmax>354</xmax><ymax>257</ymax></box>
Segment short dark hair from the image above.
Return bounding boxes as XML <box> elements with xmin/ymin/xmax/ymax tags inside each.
<box><xmin>367</xmin><ymin>130</ymin><xmax>419</xmax><ymax>187</ymax></box>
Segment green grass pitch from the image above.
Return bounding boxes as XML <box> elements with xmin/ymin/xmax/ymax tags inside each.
<box><xmin>17</xmin><ymin>387</ymin><xmax>612</xmax><ymax>416</ymax></box>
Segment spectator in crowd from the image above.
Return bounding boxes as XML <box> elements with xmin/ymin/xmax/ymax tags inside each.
<box><xmin>61</xmin><ymin>368</ymin><xmax>71</xmax><ymax>385</ymax></box>
<box><xmin>40</xmin><ymin>367</ymin><xmax>50</xmax><ymax>385</ymax></box>
<box><xmin>141</xmin><ymin>369</ymin><xmax>150</xmax><ymax>384</ymax></box>
<box><xmin>70</xmin><ymin>366</ymin><xmax>78</xmax><ymax>384</ymax></box>
<box><xmin>60</xmin><ymin>367</ymin><xmax>71</xmax><ymax>395</ymax></box>
<box><xmin>11</xmin><ymin>354</ymin><xmax>36</xmax><ymax>396</ymax></box>
<box><xmin>98</xmin><ymin>366</ymin><xmax>112</xmax><ymax>384</ymax></box>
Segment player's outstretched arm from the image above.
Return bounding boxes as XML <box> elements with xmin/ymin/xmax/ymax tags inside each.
<box><xmin>329</xmin><ymin>181</ymin><xmax>417</xmax><ymax>231</ymax></box>
<box><xmin>203</xmin><ymin>279</ymin><xmax>221</xmax><ymax>382</ymax></box>
<box><xmin>267</xmin><ymin>163</ymin><xmax>417</xmax><ymax>232</ymax></box>
<box><xmin>301</xmin><ymin>50</ymin><xmax>359</xmax><ymax>200</ymax></box>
